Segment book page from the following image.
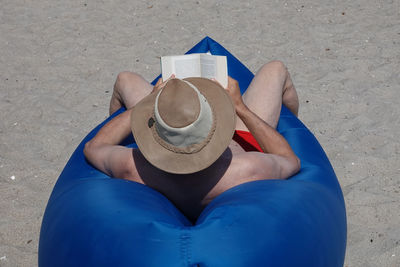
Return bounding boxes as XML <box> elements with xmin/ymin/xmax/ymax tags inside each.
<box><xmin>161</xmin><ymin>54</ymin><xmax>227</xmax><ymax>87</ymax></box>
<box><xmin>161</xmin><ymin>54</ymin><xmax>201</xmax><ymax>80</ymax></box>
<box><xmin>215</xmin><ymin>56</ymin><xmax>228</xmax><ymax>88</ymax></box>
<box><xmin>200</xmin><ymin>55</ymin><xmax>217</xmax><ymax>79</ymax></box>
<box><xmin>161</xmin><ymin>56</ymin><xmax>174</xmax><ymax>80</ymax></box>
<box><xmin>173</xmin><ymin>57</ymin><xmax>201</xmax><ymax>78</ymax></box>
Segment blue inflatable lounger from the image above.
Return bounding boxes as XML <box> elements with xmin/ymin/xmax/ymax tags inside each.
<box><xmin>39</xmin><ymin>37</ymin><xmax>347</xmax><ymax>267</ymax></box>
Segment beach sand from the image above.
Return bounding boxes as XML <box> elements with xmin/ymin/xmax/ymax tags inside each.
<box><xmin>1</xmin><ymin>0</ymin><xmax>399</xmax><ymax>266</ymax></box>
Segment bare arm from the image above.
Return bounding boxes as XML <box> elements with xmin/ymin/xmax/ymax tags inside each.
<box><xmin>225</xmin><ymin>77</ymin><xmax>300</xmax><ymax>179</ymax></box>
<box><xmin>83</xmin><ymin>109</ymin><xmax>137</xmax><ymax>178</ymax></box>
<box><xmin>84</xmin><ymin>76</ymin><xmax>172</xmax><ymax>179</ymax></box>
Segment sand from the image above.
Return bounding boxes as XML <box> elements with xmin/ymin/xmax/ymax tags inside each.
<box><xmin>1</xmin><ymin>0</ymin><xmax>399</xmax><ymax>266</ymax></box>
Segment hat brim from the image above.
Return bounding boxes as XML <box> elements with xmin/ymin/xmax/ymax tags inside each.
<box><xmin>130</xmin><ymin>77</ymin><xmax>236</xmax><ymax>174</ymax></box>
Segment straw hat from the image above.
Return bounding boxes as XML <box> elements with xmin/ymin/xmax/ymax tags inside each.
<box><xmin>130</xmin><ymin>77</ymin><xmax>236</xmax><ymax>174</ymax></box>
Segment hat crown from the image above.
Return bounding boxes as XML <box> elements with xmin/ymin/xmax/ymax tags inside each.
<box><xmin>154</xmin><ymin>79</ymin><xmax>214</xmax><ymax>149</ymax></box>
<box><xmin>157</xmin><ymin>79</ymin><xmax>200</xmax><ymax>128</ymax></box>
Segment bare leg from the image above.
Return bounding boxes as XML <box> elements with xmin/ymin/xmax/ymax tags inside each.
<box><xmin>235</xmin><ymin>61</ymin><xmax>299</xmax><ymax>130</ymax></box>
<box><xmin>109</xmin><ymin>71</ymin><xmax>153</xmax><ymax>115</ymax></box>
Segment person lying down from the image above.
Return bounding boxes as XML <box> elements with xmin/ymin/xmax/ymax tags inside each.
<box><xmin>84</xmin><ymin>61</ymin><xmax>300</xmax><ymax>222</ymax></box>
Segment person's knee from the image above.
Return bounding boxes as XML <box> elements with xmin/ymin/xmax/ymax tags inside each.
<box><xmin>115</xmin><ymin>71</ymin><xmax>141</xmax><ymax>90</ymax></box>
<box><xmin>260</xmin><ymin>60</ymin><xmax>288</xmax><ymax>76</ymax></box>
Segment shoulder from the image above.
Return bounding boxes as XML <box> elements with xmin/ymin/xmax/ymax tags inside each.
<box><xmin>232</xmin><ymin>151</ymin><xmax>300</xmax><ymax>180</ymax></box>
<box><xmin>107</xmin><ymin>147</ymin><xmax>143</xmax><ymax>182</ymax></box>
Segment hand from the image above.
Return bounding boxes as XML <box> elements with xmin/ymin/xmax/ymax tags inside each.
<box><xmin>151</xmin><ymin>74</ymin><xmax>175</xmax><ymax>94</ymax></box>
<box><xmin>224</xmin><ymin>76</ymin><xmax>246</xmax><ymax>113</ymax></box>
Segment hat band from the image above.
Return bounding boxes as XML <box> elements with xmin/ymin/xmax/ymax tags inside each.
<box><xmin>152</xmin><ymin>80</ymin><xmax>216</xmax><ymax>154</ymax></box>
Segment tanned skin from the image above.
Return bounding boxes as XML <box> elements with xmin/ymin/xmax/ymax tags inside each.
<box><xmin>84</xmin><ymin>61</ymin><xmax>300</xmax><ymax>222</ymax></box>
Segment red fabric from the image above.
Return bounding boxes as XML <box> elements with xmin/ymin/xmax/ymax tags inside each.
<box><xmin>232</xmin><ymin>130</ymin><xmax>263</xmax><ymax>152</ymax></box>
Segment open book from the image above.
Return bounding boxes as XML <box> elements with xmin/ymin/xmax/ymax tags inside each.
<box><xmin>161</xmin><ymin>53</ymin><xmax>228</xmax><ymax>88</ymax></box>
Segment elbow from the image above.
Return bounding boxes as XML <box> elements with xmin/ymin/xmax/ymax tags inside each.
<box><xmin>294</xmin><ymin>156</ymin><xmax>301</xmax><ymax>174</ymax></box>
<box><xmin>289</xmin><ymin>156</ymin><xmax>301</xmax><ymax>177</ymax></box>
<box><xmin>283</xmin><ymin>156</ymin><xmax>301</xmax><ymax>180</ymax></box>
<box><xmin>83</xmin><ymin>140</ymin><xmax>94</xmax><ymax>159</ymax></box>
